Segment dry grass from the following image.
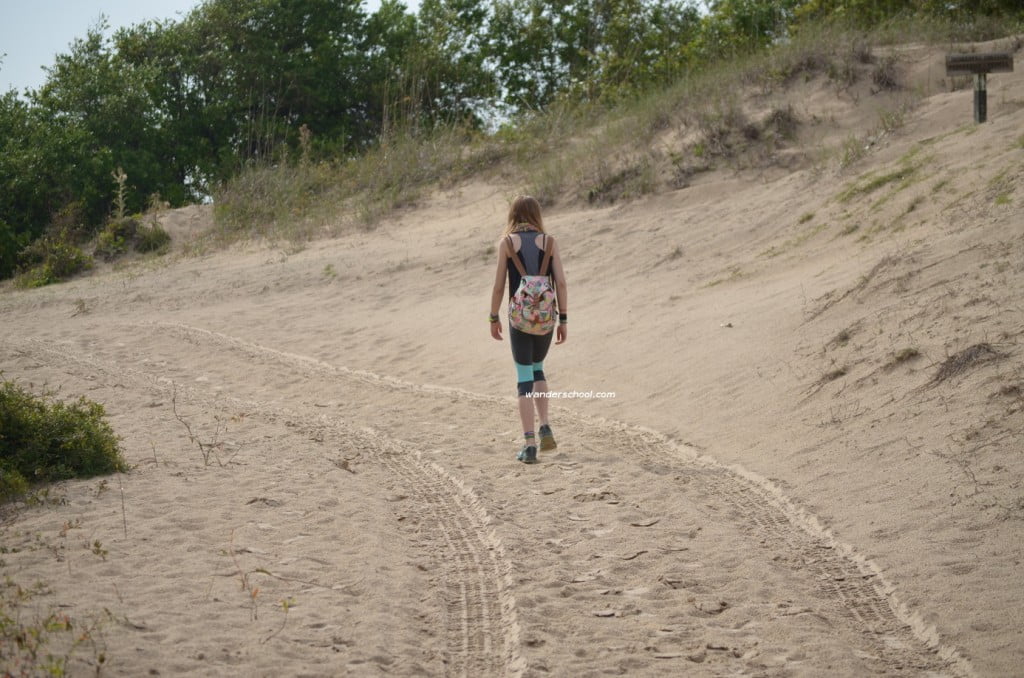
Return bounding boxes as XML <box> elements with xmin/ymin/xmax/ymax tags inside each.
<box><xmin>884</xmin><ymin>346</ymin><xmax>922</xmax><ymax>371</ymax></box>
<box><xmin>836</xmin><ymin>164</ymin><xmax>920</xmax><ymax>204</ymax></box>
<box><xmin>930</xmin><ymin>343</ymin><xmax>1005</xmax><ymax>385</ymax></box>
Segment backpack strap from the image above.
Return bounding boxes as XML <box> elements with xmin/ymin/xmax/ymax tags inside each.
<box><xmin>540</xmin><ymin>235</ymin><xmax>554</xmax><ymax>278</ymax></box>
<box><xmin>506</xmin><ymin>235</ymin><xmax>527</xmax><ymax>276</ymax></box>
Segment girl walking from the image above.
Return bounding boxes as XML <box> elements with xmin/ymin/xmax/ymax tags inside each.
<box><xmin>489</xmin><ymin>196</ymin><xmax>568</xmax><ymax>463</ymax></box>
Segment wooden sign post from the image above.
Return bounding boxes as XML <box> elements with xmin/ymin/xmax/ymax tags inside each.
<box><xmin>945</xmin><ymin>52</ymin><xmax>1014</xmax><ymax>123</ymax></box>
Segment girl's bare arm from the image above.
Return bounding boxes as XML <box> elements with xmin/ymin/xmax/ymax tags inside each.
<box><xmin>550</xmin><ymin>237</ymin><xmax>567</xmax><ymax>314</ymax></box>
<box><xmin>490</xmin><ymin>239</ymin><xmax>509</xmax><ymax>316</ymax></box>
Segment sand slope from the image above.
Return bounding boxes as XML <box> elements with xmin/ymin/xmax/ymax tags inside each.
<box><xmin>2</xmin><ymin>42</ymin><xmax>1022</xmax><ymax>676</ymax></box>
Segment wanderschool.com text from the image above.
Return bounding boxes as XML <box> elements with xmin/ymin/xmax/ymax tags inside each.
<box><xmin>526</xmin><ymin>391</ymin><xmax>616</xmax><ymax>399</ymax></box>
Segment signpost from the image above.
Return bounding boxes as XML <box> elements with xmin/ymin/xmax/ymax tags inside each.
<box><xmin>945</xmin><ymin>52</ymin><xmax>1014</xmax><ymax>123</ymax></box>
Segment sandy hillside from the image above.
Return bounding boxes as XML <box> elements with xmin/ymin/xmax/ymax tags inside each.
<box><xmin>1</xmin><ymin>40</ymin><xmax>1022</xmax><ymax>677</ymax></box>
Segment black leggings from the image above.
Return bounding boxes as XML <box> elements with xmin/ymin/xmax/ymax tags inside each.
<box><xmin>510</xmin><ymin>328</ymin><xmax>553</xmax><ymax>396</ymax></box>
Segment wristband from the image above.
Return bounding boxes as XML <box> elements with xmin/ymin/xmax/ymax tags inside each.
<box><xmin>558</xmin><ymin>313</ymin><xmax>567</xmax><ymax>324</ymax></box>
<box><xmin>489</xmin><ymin>313</ymin><xmax>499</xmax><ymax>323</ymax></box>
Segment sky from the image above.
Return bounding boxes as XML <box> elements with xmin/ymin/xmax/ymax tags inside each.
<box><xmin>0</xmin><ymin>0</ymin><xmax>204</xmax><ymax>94</ymax></box>
<box><xmin>0</xmin><ymin>0</ymin><xmax>401</xmax><ymax>96</ymax></box>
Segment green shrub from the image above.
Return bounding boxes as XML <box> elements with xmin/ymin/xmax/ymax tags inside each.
<box><xmin>0</xmin><ymin>458</ymin><xmax>30</xmax><ymax>499</ymax></box>
<box><xmin>94</xmin><ymin>216</ymin><xmax>171</xmax><ymax>259</ymax></box>
<box><xmin>14</xmin><ymin>233</ymin><xmax>93</xmax><ymax>288</ymax></box>
<box><xmin>134</xmin><ymin>223</ymin><xmax>171</xmax><ymax>253</ymax></box>
<box><xmin>94</xmin><ymin>216</ymin><xmax>138</xmax><ymax>261</ymax></box>
<box><xmin>0</xmin><ymin>380</ymin><xmax>126</xmax><ymax>503</ymax></box>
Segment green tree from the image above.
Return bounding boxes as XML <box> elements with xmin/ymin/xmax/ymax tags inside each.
<box><xmin>0</xmin><ymin>85</ymin><xmax>105</xmax><ymax>250</ymax></box>
<box><xmin>165</xmin><ymin>0</ymin><xmax>379</xmax><ymax>162</ymax></box>
<box><xmin>590</xmin><ymin>0</ymin><xmax>702</xmax><ymax>98</ymax></box>
<box><xmin>407</xmin><ymin>0</ymin><xmax>497</xmax><ymax>126</ymax></box>
<box><xmin>693</xmin><ymin>0</ymin><xmax>803</xmax><ymax>60</ymax></box>
<box><xmin>487</xmin><ymin>0</ymin><xmax>565</xmax><ymax>110</ymax></box>
<box><xmin>31</xmin><ymin>22</ymin><xmax>173</xmax><ymax>223</ymax></box>
<box><xmin>113</xmin><ymin>20</ymin><xmax>216</xmax><ymax>202</ymax></box>
<box><xmin>0</xmin><ymin>89</ymin><xmax>42</xmax><ymax>250</ymax></box>
<box><xmin>488</xmin><ymin>0</ymin><xmax>702</xmax><ymax>109</ymax></box>
<box><xmin>365</xmin><ymin>0</ymin><xmax>423</xmax><ymax>131</ymax></box>
<box><xmin>0</xmin><ymin>218</ymin><xmax>27</xmax><ymax>279</ymax></box>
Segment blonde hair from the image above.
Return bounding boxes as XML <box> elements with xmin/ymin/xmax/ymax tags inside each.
<box><xmin>503</xmin><ymin>195</ymin><xmax>545</xmax><ymax>235</ymax></box>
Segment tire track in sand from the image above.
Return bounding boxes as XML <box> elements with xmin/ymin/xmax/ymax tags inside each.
<box><xmin>9</xmin><ymin>337</ymin><xmax>523</xmax><ymax>678</ymax></box>
<box><xmin>604</xmin><ymin>424</ymin><xmax>963</xmax><ymax>672</ymax></box>
<box><xmin>143</xmin><ymin>321</ymin><xmax>975</xmax><ymax>678</ymax></box>
<box><xmin>370</xmin><ymin>434</ymin><xmax>523</xmax><ymax>677</ymax></box>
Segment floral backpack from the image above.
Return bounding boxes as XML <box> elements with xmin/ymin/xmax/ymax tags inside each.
<box><xmin>507</xmin><ymin>234</ymin><xmax>556</xmax><ymax>335</ymax></box>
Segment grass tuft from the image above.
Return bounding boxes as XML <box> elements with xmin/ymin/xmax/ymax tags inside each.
<box><xmin>838</xmin><ymin>164</ymin><xmax>919</xmax><ymax>203</ymax></box>
<box><xmin>890</xmin><ymin>347</ymin><xmax>921</xmax><ymax>366</ymax></box>
<box><xmin>824</xmin><ymin>367</ymin><xmax>848</xmax><ymax>381</ymax></box>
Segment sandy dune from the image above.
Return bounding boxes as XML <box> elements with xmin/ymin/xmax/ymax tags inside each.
<box><xmin>2</xmin><ymin>42</ymin><xmax>1022</xmax><ymax>676</ymax></box>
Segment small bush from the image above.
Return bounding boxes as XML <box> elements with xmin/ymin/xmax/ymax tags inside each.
<box><xmin>0</xmin><ymin>459</ymin><xmax>30</xmax><ymax>499</ymax></box>
<box><xmin>14</xmin><ymin>233</ymin><xmax>93</xmax><ymax>288</ymax></box>
<box><xmin>0</xmin><ymin>380</ymin><xmax>126</xmax><ymax>503</ymax></box>
<box><xmin>94</xmin><ymin>217</ymin><xmax>138</xmax><ymax>261</ymax></box>
<box><xmin>94</xmin><ymin>216</ymin><xmax>171</xmax><ymax>259</ymax></box>
<box><xmin>134</xmin><ymin>223</ymin><xmax>171</xmax><ymax>253</ymax></box>
<box><xmin>872</xmin><ymin>55</ymin><xmax>900</xmax><ymax>90</ymax></box>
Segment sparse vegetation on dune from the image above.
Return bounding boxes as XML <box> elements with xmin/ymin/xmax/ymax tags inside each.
<box><xmin>212</xmin><ymin>13</ymin><xmax>1023</xmax><ymax>244</ymax></box>
<box><xmin>0</xmin><ymin>577</ymin><xmax>111</xmax><ymax>677</ymax></box>
<box><xmin>2</xmin><ymin>2</ymin><xmax>1020</xmax><ymax>266</ymax></box>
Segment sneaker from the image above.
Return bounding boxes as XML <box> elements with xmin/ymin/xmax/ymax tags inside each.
<box><xmin>517</xmin><ymin>445</ymin><xmax>538</xmax><ymax>464</ymax></box>
<box><xmin>539</xmin><ymin>424</ymin><xmax>557</xmax><ymax>451</ymax></box>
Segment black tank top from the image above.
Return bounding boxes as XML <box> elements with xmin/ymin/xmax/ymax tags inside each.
<box><xmin>507</xmin><ymin>231</ymin><xmax>552</xmax><ymax>298</ymax></box>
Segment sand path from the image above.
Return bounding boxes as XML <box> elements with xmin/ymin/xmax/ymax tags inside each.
<box><xmin>2</xmin><ymin>318</ymin><xmax>969</xmax><ymax>676</ymax></box>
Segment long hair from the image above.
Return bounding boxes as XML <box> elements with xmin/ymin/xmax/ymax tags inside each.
<box><xmin>503</xmin><ymin>195</ymin><xmax>546</xmax><ymax>235</ymax></box>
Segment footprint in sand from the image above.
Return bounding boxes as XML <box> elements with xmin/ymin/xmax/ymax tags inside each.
<box><xmin>573</xmin><ymin>489</ymin><xmax>620</xmax><ymax>503</ymax></box>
